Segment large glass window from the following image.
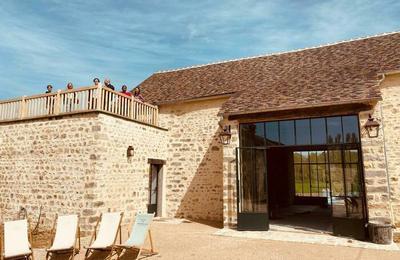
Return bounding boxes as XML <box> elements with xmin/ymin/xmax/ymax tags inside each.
<box><xmin>240</xmin><ymin>115</ymin><xmax>360</xmax><ymax>147</ymax></box>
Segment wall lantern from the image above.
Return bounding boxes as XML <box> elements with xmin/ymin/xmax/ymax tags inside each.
<box><xmin>127</xmin><ymin>146</ymin><xmax>135</xmax><ymax>157</ymax></box>
<box><xmin>364</xmin><ymin>114</ymin><xmax>380</xmax><ymax>138</ymax></box>
<box><xmin>219</xmin><ymin>125</ymin><xmax>232</xmax><ymax>145</ymax></box>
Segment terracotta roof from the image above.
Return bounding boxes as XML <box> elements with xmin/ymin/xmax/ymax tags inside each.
<box><xmin>139</xmin><ymin>32</ymin><xmax>400</xmax><ymax>115</ymax></box>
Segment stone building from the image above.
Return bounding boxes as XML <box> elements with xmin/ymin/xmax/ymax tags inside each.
<box><xmin>0</xmin><ymin>31</ymin><xmax>400</xmax><ymax>241</ymax></box>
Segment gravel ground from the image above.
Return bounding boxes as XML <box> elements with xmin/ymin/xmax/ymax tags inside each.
<box><xmin>30</xmin><ymin>220</ymin><xmax>400</xmax><ymax>260</ymax></box>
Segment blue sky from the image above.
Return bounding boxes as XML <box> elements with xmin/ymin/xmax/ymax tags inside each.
<box><xmin>0</xmin><ymin>0</ymin><xmax>399</xmax><ymax>99</ymax></box>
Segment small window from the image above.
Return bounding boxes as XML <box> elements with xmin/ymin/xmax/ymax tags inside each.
<box><xmin>327</xmin><ymin>117</ymin><xmax>343</xmax><ymax>144</ymax></box>
<box><xmin>240</xmin><ymin>123</ymin><xmax>265</xmax><ymax>147</ymax></box>
<box><xmin>265</xmin><ymin>122</ymin><xmax>279</xmax><ymax>145</ymax></box>
<box><xmin>311</xmin><ymin>118</ymin><xmax>327</xmax><ymax>144</ymax></box>
<box><xmin>295</xmin><ymin>119</ymin><xmax>311</xmax><ymax>145</ymax></box>
<box><xmin>342</xmin><ymin>115</ymin><xmax>360</xmax><ymax>143</ymax></box>
<box><xmin>279</xmin><ymin>120</ymin><xmax>295</xmax><ymax>145</ymax></box>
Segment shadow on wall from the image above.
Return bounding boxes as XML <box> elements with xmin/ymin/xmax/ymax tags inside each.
<box><xmin>174</xmin><ymin>130</ymin><xmax>224</xmax><ymax>228</ymax></box>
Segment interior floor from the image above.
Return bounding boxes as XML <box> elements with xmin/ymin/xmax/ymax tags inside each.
<box><xmin>270</xmin><ymin>205</ymin><xmax>333</xmax><ymax>234</ymax></box>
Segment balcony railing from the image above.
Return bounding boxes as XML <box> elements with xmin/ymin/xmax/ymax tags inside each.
<box><xmin>0</xmin><ymin>86</ymin><xmax>159</xmax><ymax>126</ymax></box>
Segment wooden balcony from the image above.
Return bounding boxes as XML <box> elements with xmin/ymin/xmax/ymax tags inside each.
<box><xmin>0</xmin><ymin>86</ymin><xmax>159</xmax><ymax>126</ymax></box>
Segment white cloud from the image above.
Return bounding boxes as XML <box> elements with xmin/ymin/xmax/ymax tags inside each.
<box><xmin>0</xmin><ymin>0</ymin><xmax>399</xmax><ymax>98</ymax></box>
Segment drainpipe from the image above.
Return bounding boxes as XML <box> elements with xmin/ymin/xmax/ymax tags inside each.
<box><xmin>377</xmin><ymin>73</ymin><xmax>395</xmax><ymax>225</ymax></box>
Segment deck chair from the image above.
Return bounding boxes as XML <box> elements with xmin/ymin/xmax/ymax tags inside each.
<box><xmin>46</xmin><ymin>214</ymin><xmax>80</xmax><ymax>260</ymax></box>
<box><xmin>84</xmin><ymin>212</ymin><xmax>123</xmax><ymax>259</ymax></box>
<box><xmin>1</xmin><ymin>219</ymin><xmax>33</xmax><ymax>260</ymax></box>
<box><xmin>115</xmin><ymin>213</ymin><xmax>157</xmax><ymax>260</ymax></box>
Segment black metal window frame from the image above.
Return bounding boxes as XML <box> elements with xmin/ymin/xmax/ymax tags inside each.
<box><xmin>293</xmin><ymin>150</ymin><xmax>330</xmax><ymax>197</ymax></box>
<box><xmin>239</xmin><ymin>114</ymin><xmax>361</xmax><ymax>148</ymax></box>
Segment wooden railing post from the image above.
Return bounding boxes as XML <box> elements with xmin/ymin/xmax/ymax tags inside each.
<box><xmin>97</xmin><ymin>86</ymin><xmax>103</xmax><ymax>110</ymax></box>
<box><xmin>155</xmin><ymin>106</ymin><xmax>159</xmax><ymax>126</ymax></box>
<box><xmin>20</xmin><ymin>96</ymin><xmax>26</xmax><ymax>119</ymax></box>
<box><xmin>130</xmin><ymin>96</ymin><xmax>135</xmax><ymax>119</ymax></box>
<box><xmin>54</xmin><ymin>90</ymin><xmax>61</xmax><ymax>115</ymax></box>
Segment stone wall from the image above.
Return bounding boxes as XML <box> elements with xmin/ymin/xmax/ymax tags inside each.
<box><xmin>222</xmin><ymin>120</ymin><xmax>239</xmax><ymax>227</ymax></box>
<box><xmin>0</xmin><ymin>112</ymin><xmax>167</xmax><ymax>233</ymax></box>
<box><xmin>379</xmin><ymin>74</ymin><xmax>400</xmax><ymax>227</ymax></box>
<box><xmin>0</xmin><ymin>114</ymin><xmax>97</xmax><ymax>230</ymax></box>
<box><xmin>87</xmin><ymin>113</ymin><xmax>167</xmax><ymax>230</ymax></box>
<box><xmin>158</xmin><ymin>98</ymin><xmax>226</xmax><ymax>223</ymax></box>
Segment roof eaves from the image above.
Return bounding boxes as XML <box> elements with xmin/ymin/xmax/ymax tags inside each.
<box><xmin>222</xmin><ymin>97</ymin><xmax>381</xmax><ymax>118</ymax></box>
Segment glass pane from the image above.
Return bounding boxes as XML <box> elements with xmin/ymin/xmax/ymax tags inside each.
<box><xmin>151</xmin><ymin>166</ymin><xmax>158</xmax><ymax>186</ymax></box>
<box><xmin>150</xmin><ymin>191</ymin><xmax>157</xmax><ymax>204</ymax></box>
<box><xmin>309</xmin><ymin>151</ymin><xmax>317</xmax><ymax>163</ymax></box>
<box><xmin>301</xmin><ymin>151</ymin><xmax>309</xmax><ymax>163</ymax></box>
<box><xmin>254</xmin><ymin>149</ymin><xmax>267</xmax><ymax>212</ymax></box>
<box><xmin>240</xmin><ymin>149</ymin><xmax>254</xmax><ymax>212</ymax></box>
<box><xmin>310</xmin><ymin>165</ymin><xmax>319</xmax><ymax>196</ymax></box>
<box><xmin>293</xmin><ymin>151</ymin><xmax>302</xmax><ymax>163</ymax></box>
<box><xmin>330</xmin><ymin>164</ymin><xmax>344</xmax><ymax>196</ymax></box>
<box><xmin>345</xmin><ymin>149</ymin><xmax>358</xmax><ymax>163</ymax></box>
<box><xmin>318</xmin><ymin>165</ymin><xmax>329</xmax><ymax>197</ymax></box>
<box><xmin>328</xmin><ymin>150</ymin><xmax>342</xmax><ymax>163</ymax></box>
<box><xmin>342</xmin><ymin>115</ymin><xmax>360</xmax><ymax>143</ymax></box>
<box><xmin>302</xmin><ymin>164</ymin><xmax>310</xmax><ymax>196</ymax></box>
<box><xmin>345</xmin><ymin>164</ymin><xmax>360</xmax><ymax>197</ymax></box>
<box><xmin>327</xmin><ymin>117</ymin><xmax>343</xmax><ymax>144</ymax></box>
<box><xmin>346</xmin><ymin>197</ymin><xmax>363</xmax><ymax>219</ymax></box>
<box><xmin>332</xmin><ymin>197</ymin><xmax>347</xmax><ymax>217</ymax></box>
<box><xmin>239</xmin><ymin>149</ymin><xmax>267</xmax><ymax>213</ymax></box>
<box><xmin>294</xmin><ymin>165</ymin><xmax>303</xmax><ymax>196</ymax></box>
<box><xmin>317</xmin><ymin>151</ymin><xmax>326</xmax><ymax>163</ymax></box>
<box><xmin>279</xmin><ymin>120</ymin><xmax>295</xmax><ymax>145</ymax></box>
<box><xmin>265</xmin><ymin>122</ymin><xmax>279</xmax><ymax>145</ymax></box>
<box><xmin>240</xmin><ymin>123</ymin><xmax>265</xmax><ymax>147</ymax></box>
<box><xmin>295</xmin><ymin>119</ymin><xmax>311</xmax><ymax>145</ymax></box>
<box><xmin>311</xmin><ymin>118</ymin><xmax>327</xmax><ymax>144</ymax></box>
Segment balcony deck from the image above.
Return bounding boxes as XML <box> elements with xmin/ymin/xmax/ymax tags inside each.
<box><xmin>0</xmin><ymin>86</ymin><xmax>159</xmax><ymax>127</ymax></box>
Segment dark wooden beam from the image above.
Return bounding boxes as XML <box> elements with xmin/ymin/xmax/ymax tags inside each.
<box><xmin>228</xmin><ymin>103</ymin><xmax>375</xmax><ymax>123</ymax></box>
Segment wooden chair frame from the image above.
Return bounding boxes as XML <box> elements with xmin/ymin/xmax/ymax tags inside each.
<box><xmin>115</xmin><ymin>215</ymin><xmax>157</xmax><ymax>260</ymax></box>
<box><xmin>84</xmin><ymin>212</ymin><xmax>123</xmax><ymax>260</ymax></box>
<box><xmin>1</xmin><ymin>219</ymin><xmax>34</xmax><ymax>260</ymax></box>
<box><xmin>45</xmin><ymin>214</ymin><xmax>81</xmax><ymax>260</ymax></box>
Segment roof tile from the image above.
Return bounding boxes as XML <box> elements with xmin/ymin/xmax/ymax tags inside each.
<box><xmin>139</xmin><ymin>32</ymin><xmax>400</xmax><ymax>115</ymax></box>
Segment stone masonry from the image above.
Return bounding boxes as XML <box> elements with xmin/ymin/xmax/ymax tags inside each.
<box><xmin>379</xmin><ymin>74</ymin><xmax>400</xmax><ymax>228</ymax></box>
<box><xmin>1</xmin><ymin>74</ymin><xmax>399</xmax><ymax>239</ymax></box>
<box><xmin>0</xmin><ymin>112</ymin><xmax>167</xmax><ymax>234</ymax></box>
<box><xmin>158</xmin><ymin>98</ymin><xmax>227</xmax><ymax>223</ymax></box>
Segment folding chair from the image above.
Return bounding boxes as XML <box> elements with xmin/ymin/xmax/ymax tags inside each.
<box><xmin>84</xmin><ymin>212</ymin><xmax>123</xmax><ymax>259</ymax></box>
<box><xmin>46</xmin><ymin>214</ymin><xmax>80</xmax><ymax>260</ymax></box>
<box><xmin>115</xmin><ymin>213</ymin><xmax>157</xmax><ymax>260</ymax></box>
<box><xmin>1</xmin><ymin>219</ymin><xmax>33</xmax><ymax>260</ymax></box>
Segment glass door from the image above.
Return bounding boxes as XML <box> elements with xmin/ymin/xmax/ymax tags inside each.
<box><xmin>330</xmin><ymin>146</ymin><xmax>367</xmax><ymax>240</ymax></box>
<box><xmin>236</xmin><ymin>147</ymin><xmax>269</xmax><ymax>230</ymax></box>
<box><xmin>147</xmin><ymin>164</ymin><xmax>159</xmax><ymax>216</ymax></box>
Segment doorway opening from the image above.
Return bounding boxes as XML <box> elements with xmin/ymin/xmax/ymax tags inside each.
<box><xmin>237</xmin><ymin>115</ymin><xmax>368</xmax><ymax>240</ymax></box>
<box><xmin>147</xmin><ymin>159</ymin><xmax>166</xmax><ymax>217</ymax></box>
